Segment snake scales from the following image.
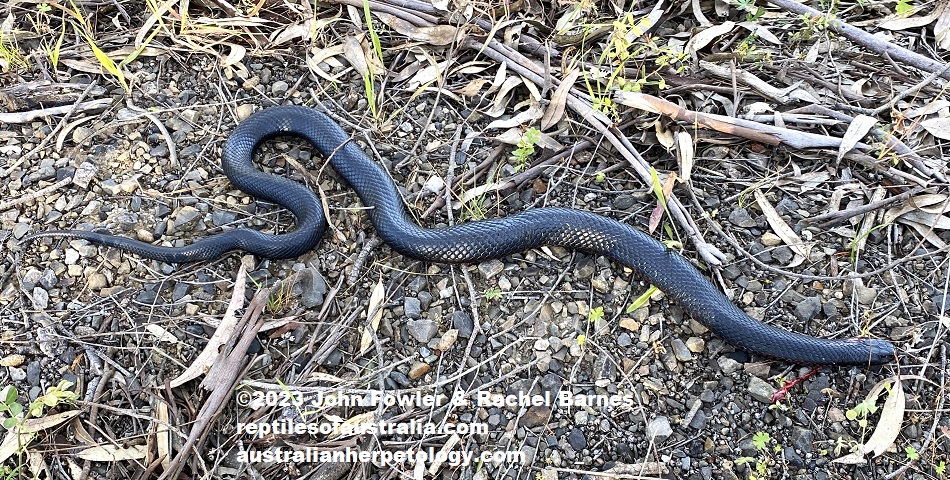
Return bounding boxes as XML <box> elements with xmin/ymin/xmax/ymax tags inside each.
<box><xmin>24</xmin><ymin>106</ymin><xmax>896</xmax><ymax>365</ymax></box>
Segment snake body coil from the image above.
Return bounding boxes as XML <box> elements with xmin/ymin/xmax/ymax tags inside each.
<box><xmin>26</xmin><ymin>106</ymin><xmax>896</xmax><ymax>365</ymax></box>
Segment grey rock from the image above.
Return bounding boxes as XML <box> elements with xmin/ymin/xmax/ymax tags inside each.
<box><xmin>135</xmin><ymin>287</ymin><xmax>159</xmax><ymax>304</ymax></box>
<box><xmin>775</xmin><ymin>197</ymin><xmax>799</xmax><ymax>214</ymax></box>
<box><xmin>783</xmin><ymin>446</ymin><xmax>805</xmax><ymax>468</ymax></box>
<box><xmin>540</xmin><ymin>373</ymin><xmax>562</xmax><ymax>394</ymax></box>
<box><xmin>478</xmin><ymin>259</ymin><xmax>504</xmax><ymax>279</ymax></box>
<box><xmin>156</xmin><ymin>203</ymin><xmax>173</xmax><ymax>218</ymax></box>
<box><xmin>728</xmin><ymin>208</ymin><xmax>757</xmax><ymax>227</ymax></box>
<box><xmin>487</xmin><ymin>413</ymin><xmax>502</xmax><ymax>427</ymax></box>
<box><xmin>72</xmin><ymin>126</ymin><xmax>94</xmax><ymax>144</ymax></box>
<box><xmin>211</xmin><ymin>210</ymin><xmax>236</xmax><ymax>227</ymax></box>
<box><xmin>856</xmin><ymin>285</ymin><xmax>877</xmax><ymax>305</ymax></box>
<box><xmin>404</xmin><ymin>297</ymin><xmax>422</xmax><ymax>319</ymax></box>
<box><xmin>298</xmin><ymin>267</ymin><xmax>327</xmax><ymax>308</ymax></box>
<box><xmin>149</xmin><ymin>144</ymin><xmax>169</xmax><ymax>157</ymax></box>
<box><xmin>172</xmin><ymin>206</ymin><xmax>202</xmax><ymax>232</ymax></box>
<box><xmin>38</xmin><ymin>269</ymin><xmax>57</xmax><ymax>290</ymax></box>
<box><xmin>271</xmin><ymin>80</ymin><xmax>289</xmax><ymax>95</ymax></box>
<box><xmin>408</xmin><ymin>276</ymin><xmax>427</xmax><ymax>292</ymax></box>
<box><xmin>646</xmin><ymin>416</ymin><xmax>673</xmax><ymax>443</ymax></box>
<box><xmin>748</xmin><ymin>376</ymin><xmax>777</xmax><ymax>404</ymax></box>
<box><xmin>172</xmin><ymin>282</ymin><xmax>190</xmax><ymax>302</ymax></box>
<box><xmin>418</xmin><ymin>291</ymin><xmax>433</xmax><ymax>311</ymax></box>
<box><xmin>613</xmin><ymin>194</ymin><xmax>635</xmax><ymax>210</ymax></box>
<box><xmin>452</xmin><ymin>311</ymin><xmax>473</xmax><ymax>338</ymax></box>
<box><xmin>235</xmin><ymin>104</ymin><xmax>255</xmax><ymax>121</ymax></box>
<box><xmin>72</xmin><ymin>162</ymin><xmax>98</xmax><ymax>188</ymax></box>
<box><xmin>718</xmin><ymin>356</ymin><xmax>741</xmax><ymax>374</ymax></box>
<box><xmin>790</xmin><ymin>426</ymin><xmax>814</xmax><ymax>453</ymax></box>
<box><xmin>770</xmin><ymin>246</ymin><xmax>793</xmax><ymax>264</ymax></box>
<box><xmin>566</xmin><ymin>427</ymin><xmax>587</xmax><ymax>450</ymax></box>
<box><xmin>737</xmin><ymin>438</ymin><xmax>758</xmax><ymax>457</ymax></box>
<box><xmin>407</xmin><ymin>319</ymin><xmax>438</xmax><ymax>343</ymax></box>
<box><xmin>31</xmin><ymin>287</ymin><xmax>49</xmax><ymax>309</ymax></box>
<box><xmin>12</xmin><ymin>223</ymin><xmax>31</xmax><ymax>239</ymax></box>
<box><xmin>422</xmin><ymin>175</ymin><xmax>445</xmax><ymax>194</ymax></box>
<box><xmin>794</xmin><ymin>296</ymin><xmax>822</xmax><ymax>322</ymax></box>
<box><xmin>671</xmin><ymin>338</ymin><xmax>693</xmax><ymax>361</ymax></box>
<box><xmin>9</xmin><ymin>367</ymin><xmax>26</xmax><ymax>382</ymax></box>
<box><xmin>617</xmin><ymin>332</ymin><xmax>632</xmax><ymax>347</ymax></box>
<box><xmin>518</xmin><ymin>406</ymin><xmax>551</xmax><ymax>428</ymax></box>
<box><xmin>87</xmin><ymin>273</ymin><xmax>108</xmax><ymax>290</ymax></box>
<box><xmin>26</xmin><ymin>361</ymin><xmax>41</xmax><ymax>386</ymax></box>
<box><xmin>689</xmin><ymin>409</ymin><xmax>707</xmax><ymax>429</ymax></box>
<box><xmin>389</xmin><ymin>371</ymin><xmax>411</xmax><ymax>387</ymax></box>
<box><xmin>576</xmin><ymin>258</ymin><xmax>595</xmax><ymax>278</ymax></box>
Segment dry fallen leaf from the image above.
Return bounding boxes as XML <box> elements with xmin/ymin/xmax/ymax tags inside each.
<box><xmin>541</xmin><ymin>69</ymin><xmax>580</xmax><ymax>131</ymax></box>
<box><xmin>754</xmin><ymin>189</ymin><xmax>807</xmax><ymax>267</ymax></box>
<box><xmin>358</xmin><ymin>280</ymin><xmax>385</xmax><ymax>356</ymax></box>
<box><xmin>155</xmin><ymin>401</ymin><xmax>171</xmax><ymax>471</ymax></box>
<box><xmin>307</xmin><ymin>44</ymin><xmax>347</xmax><ymax>83</ymax></box>
<box><xmin>936</xmin><ymin>0</ymin><xmax>950</xmax><ymax>49</ymax></box>
<box><xmin>77</xmin><ymin>445</ymin><xmax>148</xmax><ymax>462</ymax></box>
<box><xmin>654</xmin><ymin>121</ymin><xmax>675</xmax><ymax>149</ymax></box>
<box><xmin>833</xmin><ymin>378</ymin><xmax>907</xmax><ymax>464</ymax></box>
<box><xmin>169</xmin><ymin>264</ymin><xmax>248</xmax><ymax>388</ymax></box>
<box><xmin>920</xmin><ymin>117</ymin><xmax>950</xmax><ymax>140</ymax></box>
<box><xmin>686</xmin><ymin>21</ymin><xmax>735</xmax><ymax>56</ymax></box>
<box><xmin>454</xmin><ymin>78</ymin><xmax>489</xmax><ymax>97</ymax></box>
<box><xmin>0</xmin><ymin>411</ymin><xmax>81</xmax><ymax>463</ymax></box>
<box><xmin>837</xmin><ymin>114</ymin><xmax>877</xmax><ymax>162</ymax></box>
<box><xmin>883</xmin><ymin>194</ymin><xmax>950</xmax><ymax>224</ymax></box>
<box><xmin>863</xmin><ymin>379</ymin><xmax>905</xmax><ymax>457</ymax></box>
<box><xmin>376</xmin><ymin>12</ymin><xmax>460</xmax><ymax>45</ymax></box>
<box><xmin>485</xmin><ymin>75</ymin><xmax>524</xmax><ymax>117</ymax></box>
<box><xmin>676</xmin><ymin>131</ymin><xmax>694</xmax><ymax>182</ymax></box>
<box><xmin>343</xmin><ymin>35</ymin><xmax>371</xmax><ymax>77</ymax></box>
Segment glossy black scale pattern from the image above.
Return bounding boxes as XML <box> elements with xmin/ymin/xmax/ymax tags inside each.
<box><xmin>24</xmin><ymin>106</ymin><xmax>896</xmax><ymax>365</ymax></box>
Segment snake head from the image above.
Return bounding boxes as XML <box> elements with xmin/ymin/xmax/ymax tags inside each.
<box><xmin>864</xmin><ymin>338</ymin><xmax>897</xmax><ymax>365</ymax></box>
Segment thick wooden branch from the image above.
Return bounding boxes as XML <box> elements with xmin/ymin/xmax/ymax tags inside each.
<box><xmin>766</xmin><ymin>0</ymin><xmax>950</xmax><ymax>80</ymax></box>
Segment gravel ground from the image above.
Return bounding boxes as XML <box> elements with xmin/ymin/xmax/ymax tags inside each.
<box><xmin>1</xmin><ymin>22</ymin><xmax>948</xmax><ymax>480</ymax></box>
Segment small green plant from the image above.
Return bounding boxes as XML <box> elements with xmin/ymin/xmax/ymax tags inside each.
<box><xmin>510</xmin><ymin>128</ymin><xmax>541</xmax><ymax>171</ymax></box>
<box><xmin>361</xmin><ymin>0</ymin><xmax>383</xmax><ymax>122</ymax></box>
<box><xmin>734</xmin><ymin>34</ymin><xmax>773</xmax><ymax>66</ymax></box>
<box><xmin>895</xmin><ymin>0</ymin><xmax>914</xmax><ymax>16</ymax></box>
<box><xmin>0</xmin><ymin>381</ymin><xmax>78</xmax><ymax>430</ymax></box>
<box><xmin>483</xmin><ymin>287</ymin><xmax>502</xmax><ymax>301</ymax></box>
<box><xmin>905</xmin><ymin>446</ymin><xmax>919</xmax><ymax>460</ymax></box>
<box><xmin>935</xmin><ymin>459</ymin><xmax>946</xmax><ymax>476</ymax></box>
<box><xmin>846</xmin><ymin>395</ymin><xmax>880</xmax><ymax>428</ymax></box>
<box><xmin>0</xmin><ymin>387</ymin><xmax>25</xmax><ymax>429</ymax></box>
<box><xmin>626</xmin><ymin>285</ymin><xmax>657</xmax><ymax>313</ymax></box>
<box><xmin>246</xmin><ymin>274</ymin><xmax>291</xmax><ymax>314</ymax></box>
<box><xmin>588</xmin><ymin>306</ymin><xmax>604</xmax><ymax>322</ymax></box>
<box><xmin>0</xmin><ymin>30</ymin><xmax>29</xmax><ymax>72</ymax></box>
<box><xmin>460</xmin><ymin>195</ymin><xmax>489</xmax><ymax>221</ymax></box>
<box><xmin>0</xmin><ymin>464</ymin><xmax>21</xmax><ymax>480</ymax></box>
<box><xmin>791</xmin><ymin>12</ymin><xmax>835</xmax><ymax>44</ymax></box>
<box><xmin>734</xmin><ymin>0</ymin><xmax>765</xmax><ymax>21</ymax></box>
<box><xmin>735</xmin><ymin>431</ymin><xmax>775</xmax><ymax>480</ymax></box>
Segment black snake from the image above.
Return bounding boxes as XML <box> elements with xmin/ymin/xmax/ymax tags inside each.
<box><xmin>23</xmin><ymin>106</ymin><xmax>896</xmax><ymax>365</ymax></box>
